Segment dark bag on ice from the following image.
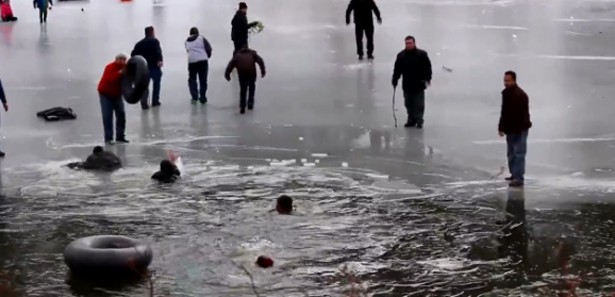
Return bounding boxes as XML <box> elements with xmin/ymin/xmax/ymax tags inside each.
<box><xmin>36</xmin><ymin>107</ymin><xmax>77</xmax><ymax>121</ymax></box>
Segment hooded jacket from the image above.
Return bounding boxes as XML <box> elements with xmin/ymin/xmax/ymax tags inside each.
<box><xmin>185</xmin><ymin>35</ymin><xmax>213</xmax><ymax>64</ymax></box>
<box><xmin>498</xmin><ymin>85</ymin><xmax>532</xmax><ymax>134</ymax></box>
<box><xmin>392</xmin><ymin>48</ymin><xmax>432</xmax><ymax>93</ymax></box>
<box><xmin>224</xmin><ymin>48</ymin><xmax>266</xmax><ymax>80</ymax></box>
<box><xmin>346</xmin><ymin>0</ymin><xmax>381</xmax><ymax>26</ymax></box>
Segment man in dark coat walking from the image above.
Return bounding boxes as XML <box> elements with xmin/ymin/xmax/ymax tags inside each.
<box><xmin>392</xmin><ymin>36</ymin><xmax>432</xmax><ymax>129</ymax></box>
<box><xmin>346</xmin><ymin>0</ymin><xmax>382</xmax><ymax>60</ymax></box>
<box><xmin>224</xmin><ymin>45</ymin><xmax>266</xmax><ymax>114</ymax></box>
<box><xmin>498</xmin><ymin>70</ymin><xmax>532</xmax><ymax>188</ymax></box>
<box><xmin>131</xmin><ymin>26</ymin><xmax>164</xmax><ymax>110</ymax></box>
<box><xmin>231</xmin><ymin>2</ymin><xmax>258</xmax><ymax>54</ymax></box>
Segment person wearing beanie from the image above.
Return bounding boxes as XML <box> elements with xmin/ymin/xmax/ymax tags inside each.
<box><xmin>231</xmin><ymin>2</ymin><xmax>258</xmax><ymax>54</ymax></box>
<box><xmin>66</xmin><ymin>146</ymin><xmax>122</xmax><ymax>171</ymax></box>
<box><xmin>152</xmin><ymin>160</ymin><xmax>181</xmax><ymax>183</ymax></box>
<box><xmin>185</xmin><ymin>27</ymin><xmax>213</xmax><ymax>104</ymax></box>
<box><xmin>224</xmin><ymin>44</ymin><xmax>266</xmax><ymax>114</ymax></box>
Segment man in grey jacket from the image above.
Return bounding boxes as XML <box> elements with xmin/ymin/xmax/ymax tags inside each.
<box><xmin>185</xmin><ymin>27</ymin><xmax>213</xmax><ymax>104</ymax></box>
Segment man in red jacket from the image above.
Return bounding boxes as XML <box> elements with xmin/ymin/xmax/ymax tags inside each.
<box><xmin>98</xmin><ymin>53</ymin><xmax>128</xmax><ymax>145</ymax></box>
<box><xmin>498</xmin><ymin>70</ymin><xmax>532</xmax><ymax>187</ymax></box>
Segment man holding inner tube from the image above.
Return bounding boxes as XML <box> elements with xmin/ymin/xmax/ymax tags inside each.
<box><xmin>98</xmin><ymin>54</ymin><xmax>128</xmax><ymax>145</ymax></box>
<box><xmin>131</xmin><ymin>26</ymin><xmax>164</xmax><ymax>110</ymax></box>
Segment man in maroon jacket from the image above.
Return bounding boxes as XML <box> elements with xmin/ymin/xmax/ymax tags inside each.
<box><xmin>498</xmin><ymin>70</ymin><xmax>532</xmax><ymax>187</ymax></box>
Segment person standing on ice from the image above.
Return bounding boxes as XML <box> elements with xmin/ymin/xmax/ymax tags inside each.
<box><xmin>392</xmin><ymin>36</ymin><xmax>432</xmax><ymax>129</ymax></box>
<box><xmin>346</xmin><ymin>0</ymin><xmax>382</xmax><ymax>60</ymax></box>
<box><xmin>131</xmin><ymin>26</ymin><xmax>163</xmax><ymax>110</ymax></box>
<box><xmin>0</xmin><ymin>78</ymin><xmax>9</xmax><ymax>157</ymax></box>
<box><xmin>33</xmin><ymin>0</ymin><xmax>52</xmax><ymax>24</ymax></box>
<box><xmin>185</xmin><ymin>27</ymin><xmax>213</xmax><ymax>105</ymax></box>
<box><xmin>224</xmin><ymin>44</ymin><xmax>266</xmax><ymax>114</ymax></box>
<box><xmin>98</xmin><ymin>54</ymin><xmax>128</xmax><ymax>145</ymax></box>
<box><xmin>231</xmin><ymin>2</ymin><xmax>258</xmax><ymax>54</ymax></box>
<box><xmin>498</xmin><ymin>70</ymin><xmax>531</xmax><ymax>188</ymax></box>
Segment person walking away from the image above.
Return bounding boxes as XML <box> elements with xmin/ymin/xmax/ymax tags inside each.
<box><xmin>98</xmin><ymin>54</ymin><xmax>128</xmax><ymax>145</ymax></box>
<box><xmin>231</xmin><ymin>2</ymin><xmax>258</xmax><ymax>54</ymax></box>
<box><xmin>0</xmin><ymin>78</ymin><xmax>9</xmax><ymax>157</ymax></box>
<box><xmin>498</xmin><ymin>70</ymin><xmax>531</xmax><ymax>188</ymax></box>
<box><xmin>346</xmin><ymin>0</ymin><xmax>382</xmax><ymax>60</ymax></box>
<box><xmin>224</xmin><ymin>45</ymin><xmax>266</xmax><ymax>114</ymax></box>
<box><xmin>185</xmin><ymin>27</ymin><xmax>213</xmax><ymax>104</ymax></box>
<box><xmin>392</xmin><ymin>36</ymin><xmax>432</xmax><ymax>129</ymax></box>
<box><xmin>33</xmin><ymin>0</ymin><xmax>52</xmax><ymax>23</ymax></box>
<box><xmin>131</xmin><ymin>26</ymin><xmax>163</xmax><ymax>110</ymax></box>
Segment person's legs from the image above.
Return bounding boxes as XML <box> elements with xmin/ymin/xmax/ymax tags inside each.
<box><xmin>247</xmin><ymin>78</ymin><xmax>256</xmax><ymax>109</ymax></box>
<box><xmin>99</xmin><ymin>94</ymin><xmax>114</xmax><ymax>142</ymax></box>
<box><xmin>354</xmin><ymin>24</ymin><xmax>364</xmax><ymax>58</ymax></box>
<box><xmin>113</xmin><ymin>97</ymin><xmax>127</xmax><ymax>141</ymax></box>
<box><xmin>506</xmin><ymin>134</ymin><xmax>516</xmax><ymax>177</ymax></box>
<box><xmin>187</xmin><ymin>63</ymin><xmax>198</xmax><ymax>101</ymax></box>
<box><xmin>403</xmin><ymin>91</ymin><xmax>415</xmax><ymax>127</ymax></box>
<box><xmin>238</xmin><ymin>75</ymin><xmax>248</xmax><ymax>113</ymax></box>
<box><xmin>38</xmin><ymin>9</ymin><xmax>43</xmax><ymax>23</ymax></box>
<box><xmin>233</xmin><ymin>40</ymin><xmax>243</xmax><ymax>54</ymax></box>
<box><xmin>365</xmin><ymin>25</ymin><xmax>375</xmax><ymax>58</ymax></box>
<box><xmin>412</xmin><ymin>91</ymin><xmax>425</xmax><ymax>127</ymax></box>
<box><xmin>198</xmin><ymin>60</ymin><xmax>209</xmax><ymax>103</ymax></box>
<box><xmin>150</xmin><ymin>67</ymin><xmax>162</xmax><ymax>106</ymax></box>
<box><xmin>511</xmin><ymin>131</ymin><xmax>528</xmax><ymax>183</ymax></box>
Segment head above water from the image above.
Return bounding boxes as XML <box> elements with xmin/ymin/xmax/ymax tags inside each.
<box><xmin>276</xmin><ymin>195</ymin><xmax>293</xmax><ymax>214</ymax></box>
<box><xmin>238</xmin><ymin>2</ymin><xmax>248</xmax><ymax>12</ymax></box>
<box><xmin>93</xmin><ymin>146</ymin><xmax>104</xmax><ymax>154</ymax></box>
<box><xmin>160</xmin><ymin>160</ymin><xmax>177</xmax><ymax>175</ymax></box>
<box><xmin>145</xmin><ymin>26</ymin><xmax>155</xmax><ymax>38</ymax></box>
<box><xmin>504</xmin><ymin>70</ymin><xmax>517</xmax><ymax>88</ymax></box>
<box><xmin>114</xmin><ymin>53</ymin><xmax>127</xmax><ymax>66</ymax></box>
<box><xmin>404</xmin><ymin>35</ymin><xmax>416</xmax><ymax>51</ymax></box>
<box><xmin>189</xmin><ymin>27</ymin><xmax>199</xmax><ymax>36</ymax></box>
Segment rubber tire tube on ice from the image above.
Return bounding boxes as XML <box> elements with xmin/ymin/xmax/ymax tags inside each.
<box><xmin>63</xmin><ymin>235</ymin><xmax>153</xmax><ymax>276</ymax></box>
<box><xmin>122</xmin><ymin>55</ymin><xmax>150</xmax><ymax>105</ymax></box>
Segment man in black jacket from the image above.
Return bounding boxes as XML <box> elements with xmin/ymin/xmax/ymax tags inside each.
<box><xmin>231</xmin><ymin>2</ymin><xmax>257</xmax><ymax>54</ymax></box>
<box><xmin>131</xmin><ymin>26</ymin><xmax>163</xmax><ymax>110</ymax></box>
<box><xmin>498</xmin><ymin>70</ymin><xmax>531</xmax><ymax>188</ymax></box>
<box><xmin>392</xmin><ymin>36</ymin><xmax>432</xmax><ymax>129</ymax></box>
<box><xmin>346</xmin><ymin>0</ymin><xmax>382</xmax><ymax>60</ymax></box>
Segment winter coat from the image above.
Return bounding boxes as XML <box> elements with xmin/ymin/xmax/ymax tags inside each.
<box><xmin>224</xmin><ymin>48</ymin><xmax>266</xmax><ymax>80</ymax></box>
<box><xmin>498</xmin><ymin>85</ymin><xmax>532</xmax><ymax>134</ymax></box>
<box><xmin>185</xmin><ymin>35</ymin><xmax>212</xmax><ymax>64</ymax></box>
<box><xmin>98</xmin><ymin>62</ymin><xmax>124</xmax><ymax>98</ymax></box>
<box><xmin>231</xmin><ymin>10</ymin><xmax>256</xmax><ymax>43</ymax></box>
<box><xmin>131</xmin><ymin>37</ymin><xmax>163</xmax><ymax>68</ymax></box>
<box><xmin>346</xmin><ymin>0</ymin><xmax>381</xmax><ymax>26</ymax></box>
<box><xmin>392</xmin><ymin>48</ymin><xmax>432</xmax><ymax>94</ymax></box>
<box><xmin>33</xmin><ymin>0</ymin><xmax>52</xmax><ymax>10</ymax></box>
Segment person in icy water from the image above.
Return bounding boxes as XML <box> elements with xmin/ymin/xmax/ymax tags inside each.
<box><xmin>345</xmin><ymin>0</ymin><xmax>382</xmax><ymax>60</ymax></box>
<box><xmin>224</xmin><ymin>44</ymin><xmax>266</xmax><ymax>114</ymax></box>
<box><xmin>151</xmin><ymin>160</ymin><xmax>180</xmax><ymax>183</ymax></box>
<box><xmin>33</xmin><ymin>0</ymin><xmax>52</xmax><ymax>24</ymax></box>
<box><xmin>276</xmin><ymin>195</ymin><xmax>293</xmax><ymax>215</ymax></box>
<box><xmin>231</xmin><ymin>2</ymin><xmax>258</xmax><ymax>54</ymax></box>
<box><xmin>498</xmin><ymin>70</ymin><xmax>531</xmax><ymax>188</ymax></box>
<box><xmin>392</xmin><ymin>35</ymin><xmax>432</xmax><ymax>129</ymax></box>
<box><xmin>67</xmin><ymin>146</ymin><xmax>122</xmax><ymax>171</ymax></box>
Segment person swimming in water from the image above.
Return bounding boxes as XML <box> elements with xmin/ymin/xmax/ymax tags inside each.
<box><xmin>66</xmin><ymin>146</ymin><xmax>122</xmax><ymax>171</ymax></box>
<box><xmin>275</xmin><ymin>195</ymin><xmax>293</xmax><ymax>214</ymax></box>
<box><xmin>151</xmin><ymin>160</ymin><xmax>180</xmax><ymax>183</ymax></box>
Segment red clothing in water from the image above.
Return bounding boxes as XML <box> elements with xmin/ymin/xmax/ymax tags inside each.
<box><xmin>97</xmin><ymin>62</ymin><xmax>124</xmax><ymax>98</ymax></box>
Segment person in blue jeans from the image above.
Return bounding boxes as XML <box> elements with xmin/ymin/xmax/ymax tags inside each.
<box><xmin>185</xmin><ymin>27</ymin><xmax>212</xmax><ymax>104</ymax></box>
<box><xmin>498</xmin><ymin>70</ymin><xmax>532</xmax><ymax>187</ymax></box>
<box><xmin>131</xmin><ymin>26</ymin><xmax>163</xmax><ymax>110</ymax></box>
<box><xmin>97</xmin><ymin>54</ymin><xmax>128</xmax><ymax>145</ymax></box>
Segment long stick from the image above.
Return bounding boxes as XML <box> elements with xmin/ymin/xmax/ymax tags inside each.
<box><xmin>392</xmin><ymin>87</ymin><xmax>398</xmax><ymax>128</ymax></box>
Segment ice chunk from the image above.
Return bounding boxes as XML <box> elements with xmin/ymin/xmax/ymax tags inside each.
<box><xmin>303</xmin><ymin>163</ymin><xmax>316</xmax><ymax>167</ymax></box>
<box><xmin>311</xmin><ymin>153</ymin><xmax>328</xmax><ymax>158</ymax></box>
<box><xmin>342</xmin><ymin>162</ymin><xmax>349</xmax><ymax>167</ymax></box>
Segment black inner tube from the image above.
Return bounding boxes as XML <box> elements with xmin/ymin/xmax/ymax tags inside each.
<box><xmin>122</xmin><ymin>56</ymin><xmax>150</xmax><ymax>104</ymax></box>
